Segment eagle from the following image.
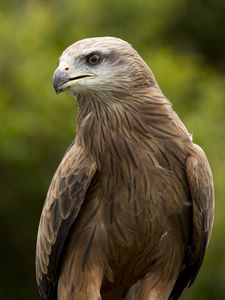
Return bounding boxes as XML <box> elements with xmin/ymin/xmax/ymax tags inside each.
<box><xmin>36</xmin><ymin>37</ymin><xmax>214</xmax><ymax>300</ymax></box>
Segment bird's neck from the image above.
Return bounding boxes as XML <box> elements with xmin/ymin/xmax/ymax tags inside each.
<box><xmin>75</xmin><ymin>88</ymin><xmax>190</xmax><ymax>169</ymax></box>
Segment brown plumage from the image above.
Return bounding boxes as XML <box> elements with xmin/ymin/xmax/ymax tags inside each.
<box><xmin>36</xmin><ymin>37</ymin><xmax>214</xmax><ymax>300</ymax></box>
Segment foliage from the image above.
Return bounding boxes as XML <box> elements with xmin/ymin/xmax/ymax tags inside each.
<box><xmin>0</xmin><ymin>1</ymin><xmax>224</xmax><ymax>299</ymax></box>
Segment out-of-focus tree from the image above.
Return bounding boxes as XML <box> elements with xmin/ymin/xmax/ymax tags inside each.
<box><xmin>0</xmin><ymin>1</ymin><xmax>224</xmax><ymax>299</ymax></box>
<box><xmin>167</xmin><ymin>0</ymin><xmax>225</xmax><ymax>72</ymax></box>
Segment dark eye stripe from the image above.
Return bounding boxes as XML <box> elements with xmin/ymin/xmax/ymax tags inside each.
<box><xmin>88</xmin><ymin>54</ymin><xmax>100</xmax><ymax>65</ymax></box>
<box><xmin>86</xmin><ymin>51</ymin><xmax>103</xmax><ymax>66</ymax></box>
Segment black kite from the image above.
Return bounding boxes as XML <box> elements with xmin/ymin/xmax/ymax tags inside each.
<box><xmin>36</xmin><ymin>37</ymin><xmax>214</xmax><ymax>300</ymax></box>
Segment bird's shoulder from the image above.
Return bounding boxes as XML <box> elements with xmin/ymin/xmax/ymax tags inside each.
<box><xmin>186</xmin><ymin>143</ymin><xmax>214</xmax><ymax>240</ymax></box>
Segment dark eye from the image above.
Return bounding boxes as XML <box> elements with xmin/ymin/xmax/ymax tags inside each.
<box><xmin>86</xmin><ymin>53</ymin><xmax>102</xmax><ymax>66</ymax></box>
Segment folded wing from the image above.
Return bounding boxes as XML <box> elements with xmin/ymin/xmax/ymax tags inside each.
<box><xmin>36</xmin><ymin>142</ymin><xmax>96</xmax><ymax>300</ymax></box>
<box><xmin>170</xmin><ymin>144</ymin><xmax>214</xmax><ymax>299</ymax></box>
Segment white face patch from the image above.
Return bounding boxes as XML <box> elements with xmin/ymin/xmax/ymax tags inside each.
<box><xmin>55</xmin><ymin>36</ymin><xmax>153</xmax><ymax>99</ymax></box>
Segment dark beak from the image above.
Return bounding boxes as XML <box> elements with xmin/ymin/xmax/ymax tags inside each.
<box><xmin>53</xmin><ymin>68</ymin><xmax>95</xmax><ymax>94</ymax></box>
<box><xmin>53</xmin><ymin>69</ymin><xmax>71</xmax><ymax>94</ymax></box>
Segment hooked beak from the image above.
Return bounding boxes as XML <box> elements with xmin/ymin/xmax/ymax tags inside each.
<box><xmin>53</xmin><ymin>67</ymin><xmax>95</xmax><ymax>94</ymax></box>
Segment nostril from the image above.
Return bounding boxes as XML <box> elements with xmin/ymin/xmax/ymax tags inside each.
<box><xmin>65</xmin><ymin>67</ymin><xmax>69</xmax><ymax>71</ymax></box>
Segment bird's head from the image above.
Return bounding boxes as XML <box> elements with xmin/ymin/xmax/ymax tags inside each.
<box><xmin>53</xmin><ymin>37</ymin><xmax>155</xmax><ymax>101</ymax></box>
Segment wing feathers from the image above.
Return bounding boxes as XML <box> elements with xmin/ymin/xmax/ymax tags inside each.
<box><xmin>36</xmin><ymin>142</ymin><xmax>96</xmax><ymax>300</ymax></box>
<box><xmin>169</xmin><ymin>144</ymin><xmax>214</xmax><ymax>300</ymax></box>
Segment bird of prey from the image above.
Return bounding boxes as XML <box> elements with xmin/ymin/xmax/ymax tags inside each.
<box><xmin>36</xmin><ymin>37</ymin><xmax>214</xmax><ymax>300</ymax></box>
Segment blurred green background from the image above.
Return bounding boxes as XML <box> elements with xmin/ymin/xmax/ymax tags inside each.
<box><xmin>0</xmin><ymin>0</ymin><xmax>225</xmax><ymax>299</ymax></box>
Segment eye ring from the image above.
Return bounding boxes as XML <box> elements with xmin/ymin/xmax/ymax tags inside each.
<box><xmin>86</xmin><ymin>53</ymin><xmax>102</xmax><ymax>66</ymax></box>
